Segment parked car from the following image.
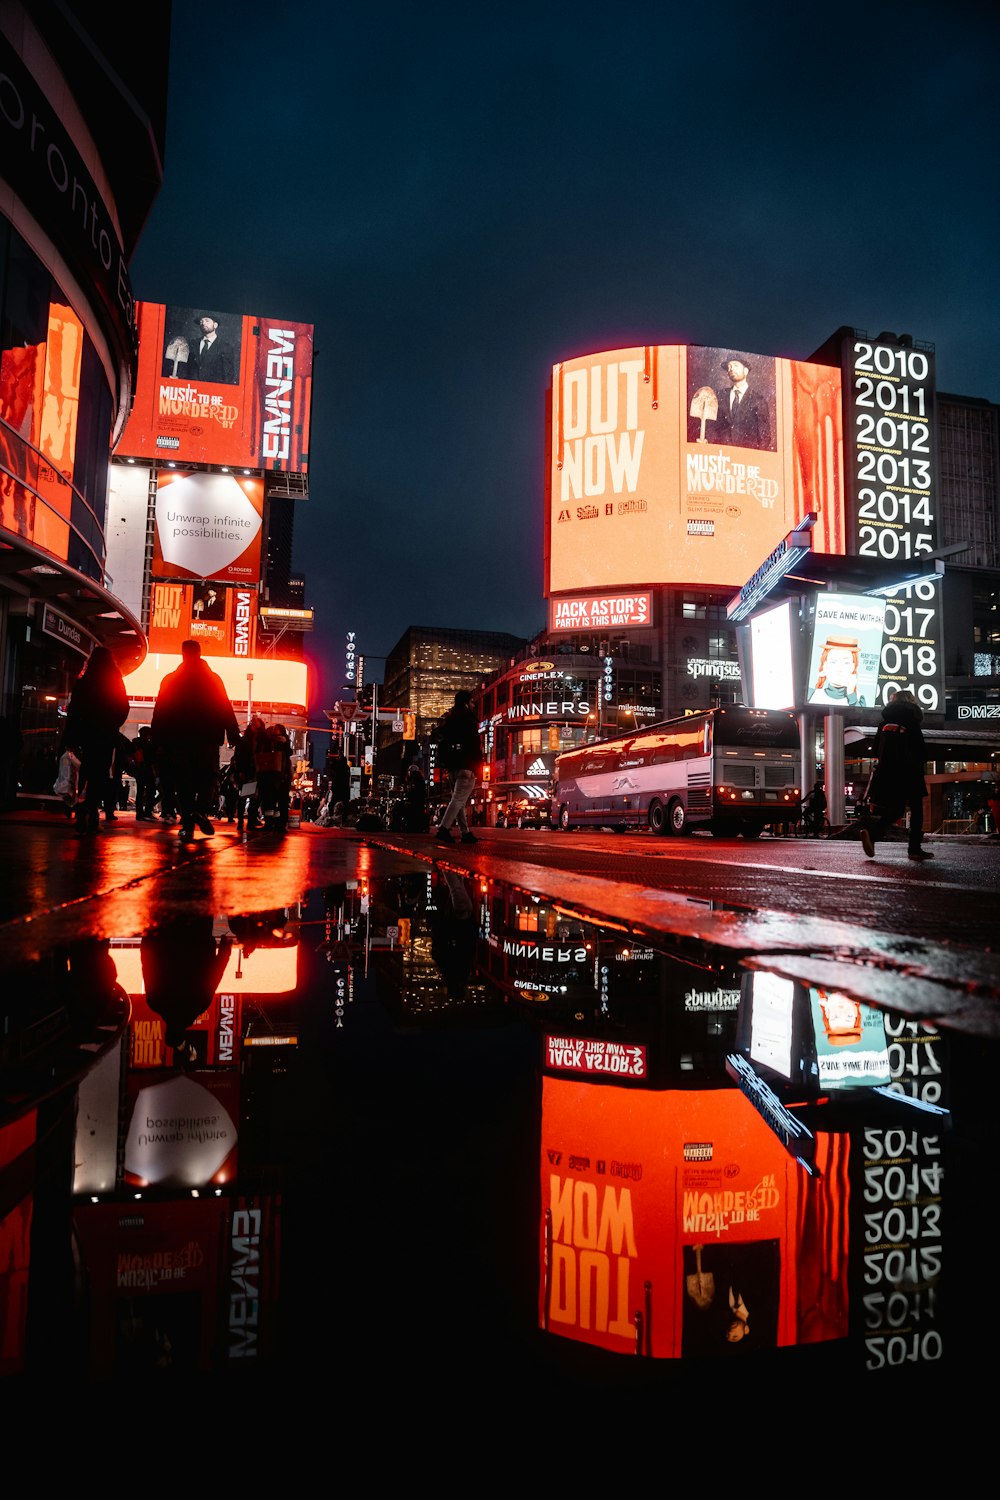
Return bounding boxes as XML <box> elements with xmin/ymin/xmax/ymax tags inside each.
<box><xmin>498</xmin><ymin>797</ymin><xmax>551</xmax><ymax>830</ymax></box>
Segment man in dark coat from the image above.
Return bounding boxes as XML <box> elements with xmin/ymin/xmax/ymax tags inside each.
<box><xmin>860</xmin><ymin>691</ymin><xmax>933</xmax><ymax>861</ymax></box>
<box><xmin>715</xmin><ymin>356</ymin><xmax>772</xmax><ymax>450</ymax></box>
<box><xmin>62</xmin><ymin>645</ymin><xmax>130</xmax><ymax>831</ymax></box>
<box><xmin>434</xmin><ymin>689</ymin><xmax>482</xmax><ymax>846</ymax></box>
<box><xmin>151</xmin><ymin>639</ymin><xmax>239</xmax><ymax>839</ymax></box>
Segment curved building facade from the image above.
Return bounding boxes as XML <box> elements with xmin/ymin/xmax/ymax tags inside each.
<box><xmin>0</xmin><ymin>1</ymin><xmax>167</xmax><ymax>801</ymax></box>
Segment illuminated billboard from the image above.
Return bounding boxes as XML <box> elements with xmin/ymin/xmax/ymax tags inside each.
<box><xmin>839</xmin><ymin>333</ymin><xmax>943</xmax><ymax>713</ymax></box>
<box><xmin>124</xmin><ymin>652</ymin><xmax>308</xmax><ymax>713</ymax></box>
<box><xmin>116</xmin><ymin>303</ymin><xmax>314</xmax><ymax>473</ymax></box>
<box><xmin>148</xmin><ymin>579</ymin><xmax>259</xmax><ymax>657</ymax></box>
<box><xmin>805</xmin><ymin>593</ymin><xmax>886</xmax><ymax>710</ymax></box>
<box><xmin>548</xmin><ymin>591</ymin><xmax>652</xmax><ymax>632</ymax></box>
<box><xmin>546</xmin><ymin>344</ymin><xmax>844</xmax><ymax>595</ymax></box>
<box><xmin>152</xmin><ymin>470</ymin><xmax>264</xmax><ymax>585</ymax></box>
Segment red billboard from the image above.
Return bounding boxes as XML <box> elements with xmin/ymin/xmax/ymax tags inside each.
<box><xmin>116</xmin><ymin>303</ymin><xmax>314</xmax><ymax>473</ymax></box>
<box><xmin>152</xmin><ymin>470</ymin><xmax>264</xmax><ymax>585</ymax></box>
<box><xmin>147</xmin><ymin>579</ymin><xmax>259</xmax><ymax>657</ymax></box>
<box><xmin>546</xmin><ymin>344</ymin><xmax>845</xmax><ymax>595</ymax></box>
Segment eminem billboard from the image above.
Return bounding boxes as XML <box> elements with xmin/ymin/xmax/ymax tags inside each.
<box><xmin>116</xmin><ymin>303</ymin><xmax>314</xmax><ymax>472</ymax></box>
<box><xmin>546</xmin><ymin>344</ymin><xmax>845</xmax><ymax>595</ymax></box>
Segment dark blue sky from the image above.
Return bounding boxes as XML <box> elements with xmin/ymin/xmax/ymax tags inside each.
<box><xmin>129</xmin><ymin>0</ymin><xmax>1000</xmax><ymax>710</ymax></box>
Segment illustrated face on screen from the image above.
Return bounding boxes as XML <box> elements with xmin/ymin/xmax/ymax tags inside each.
<box><xmin>815</xmin><ymin>639</ymin><xmax>859</xmax><ymax>693</ymax></box>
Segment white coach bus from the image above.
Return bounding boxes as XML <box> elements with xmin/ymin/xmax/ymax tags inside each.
<box><xmin>550</xmin><ymin>706</ymin><xmax>801</xmax><ymax>838</ymax></box>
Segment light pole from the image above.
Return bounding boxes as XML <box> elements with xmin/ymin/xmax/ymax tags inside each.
<box><xmin>246</xmin><ymin>672</ymin><xmax>254</xmax><ymax>727</ymax></box>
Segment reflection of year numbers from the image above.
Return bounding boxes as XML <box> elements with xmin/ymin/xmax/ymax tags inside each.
<box><xmin>860</xmin><ymin>528</ymin><xmax>932</xmax><ymax>559</ymax></box>
<box><xmin>885</xmin><ymin>1077</ymin><xmax>943</xmax><ymax>1104</ymax></box>
<box><xmin>864</xmin><ymin>1287</ymin><xmax>937</xmax><ymax>1329</ymax></box>
<box><xmin>854</xmin><ymin>342</ymin><xmax>930</xmax><ymax>381</ymax></box>
<box><xmin>856</xmin><ymin>452</ymin><xmax>931</xmax><ymax>488</ymax></box>
<box><xmin>866</xmin><ymin>1331</ymin><xmax>943</xmax><ymax>1369</ymax></box>
<box><xmin>855</xmin><ymin>376</ymin><xmax>927</xmax><ymax>415</ymax></box>
<box><xmin>863</xmin><ymin>1127</ymin><xmax>942</xmax><ymax>1160</ymax></box>
<box><xmin>856</xmin><ymin>414</ymin><xmax>930</xmax><ymax>451</ymax></box>
<box><xmin>858</xmin><ymin>489</ymin><xmax>933</xmax><ymax>526</ymax></box>
<box><xmin>888</xmin><ymin>1037</ymin><xmax>941</xmax><ymax>1075</ymax></box>
<box><xmin>865</xmin><ymin>1204</ymin><xmax>941</xmax><ymax>1243</ymax></box>
<box><xmin>863</xmin><ymin>1161</ymin><xmax>943</xmax><ymax>1203</ymax></box>
<box><xmin>864</xmin><ymin>1245</ymin><xmax>941</xmax><ymax>1286</ymax></box>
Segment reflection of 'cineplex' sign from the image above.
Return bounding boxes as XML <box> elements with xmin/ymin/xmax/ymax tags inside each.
<box><xmin>549</xmin><ymin>592</ymin><xmax>651</xmax><ymax>631</ymax></box>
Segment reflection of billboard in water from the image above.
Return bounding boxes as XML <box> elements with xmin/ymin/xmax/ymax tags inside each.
<box><xmin>547</xmin><ymin>344</ymin><xmax>844</xmax><ymax>595</ymax></box>
<box><xmin>540</xmin><ymin>1078</ymin><xmax>849</xmax><ymax>1358</ymax></box>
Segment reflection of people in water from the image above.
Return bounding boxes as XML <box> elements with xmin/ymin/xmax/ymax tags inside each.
<box><xmin>810</xmin><ymin>635</ymin><xmax>865</xmax><ymax>707</ymax></box>
<box><xmin>140</xmin><ymin>918</ymin><xmax>232</xmax><ymax>1065</ymax></box>
<box><xmin>430</xmin><ymin>869</ymin><xmax>477</xmax><ymax>999</ymax></box>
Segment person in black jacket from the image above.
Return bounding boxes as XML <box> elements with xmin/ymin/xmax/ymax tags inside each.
<box><xmin>151</xmin><ymin>640</ymin><xmax>239</xmax><ymax>839</ymax></box>
<box><xmin>434</xmin><ymin>689</ymin><xmax>482</xmax><ymax>845</ymax></box>
<box><xmin>860</xmin><ymin>691</ymin><xmax>933</xmax><ymax>861</ymax></box>
<box><xmin>62</xmin><ymin>646</ymin><xmax>130</xmax><ymax>832</ymax></box>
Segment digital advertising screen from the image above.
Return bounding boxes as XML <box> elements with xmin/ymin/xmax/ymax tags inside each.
<box><xmin>546</xmin><ymin>344</ymin><xmax>845</xmax><ymax>595</ymax></box>
<box><xmin>805</xmin><ymin>593</ymin><xmax>886</xmax><ymax>711</ymax></box>
<box><xmin>116</xmin><ymin>303</ymin><xmax>314</xmax><ymax>473</ymax></box>
<box><xmin>147</xmin><ymin>579</ymin><xmax>259</xmax><ymax>657</ymax></box>
<box><xmin>840</xmin><ymin>334</ymin><xmax>943</xmax><ymax>714</ymax></box>
<box><xmin>745</xmin><ymin>600</ymin><xmax>796</xmax><ymax>710</ymax></box>
<box><xmin>152</xmin><ymin>470</ymin><xmax>264</xmax><ymax>585</ymax></box>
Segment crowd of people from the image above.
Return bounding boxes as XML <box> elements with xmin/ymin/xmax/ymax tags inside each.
<box><xmin>59</xmin><ymin>639</ymin><xmax>294</xmax><ymax>838</ymax></box>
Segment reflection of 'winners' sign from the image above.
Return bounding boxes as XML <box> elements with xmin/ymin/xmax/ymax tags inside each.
<box><xmin>690</xmin><ymin>386</ymin><xmax>718</xmax><ymax>443</ymax></box>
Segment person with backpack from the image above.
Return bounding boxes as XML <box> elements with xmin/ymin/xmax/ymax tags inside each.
<box><xmin>434</xmin><ymin>689</ymin><xmax>482</xmax><ymax>846</ymax></box>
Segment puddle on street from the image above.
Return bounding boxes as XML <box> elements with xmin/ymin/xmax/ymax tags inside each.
<box><xmin>1</xmin><ymin>868</ymin><xmax>990</xmax><ymax>1390</ymax></box>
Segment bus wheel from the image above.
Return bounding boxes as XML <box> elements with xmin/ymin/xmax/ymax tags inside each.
<box><xmin>648</xmin><ymin>799</ymin><xmax>667</xmax><ymax>835</ymax></box>
<box><xmin>559</xmin><ymin>804</ymin><xmax>571</xmax><ymax>832</ymax></box>
<box><xmin>741</xmin><ymin>822</ymin><xmax>762</xmax><ymax>840</ymax></box>
<box><xmin>668</xmin><ymin>800</ymin><xmax>687</xmax><ymax>835</ymax></box>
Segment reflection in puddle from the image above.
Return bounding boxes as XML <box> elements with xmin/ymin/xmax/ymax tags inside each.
<box><xmin>0</xmin><ymin>871</ymin><xmax>980</xmax><ymax>1386</ymax></box>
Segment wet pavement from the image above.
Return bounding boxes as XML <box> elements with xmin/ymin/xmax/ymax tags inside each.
<box><xmin>1</xmin><ymin>810</ymin><xmax>997</xmax><ymax>1403</ymax></box>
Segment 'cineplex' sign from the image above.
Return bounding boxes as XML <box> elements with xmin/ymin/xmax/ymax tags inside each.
<box><xmin>549</xmin><ymin>592</ymin><xmax>651</xmax><ymax>631</ymax></box>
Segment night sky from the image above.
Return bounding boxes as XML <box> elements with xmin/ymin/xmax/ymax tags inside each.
<box><xmin>128</xmin><ymin>1</ymin><xmax>1000</xmax><ymax>712</ymax></box>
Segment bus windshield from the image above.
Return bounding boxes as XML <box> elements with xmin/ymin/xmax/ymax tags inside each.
<box><xmin>712</xmin><ymin>707</ymin><xmax>798</xmax><ymax>750</ymax></box>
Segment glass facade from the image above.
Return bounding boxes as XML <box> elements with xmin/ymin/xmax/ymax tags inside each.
<box><xmin>0</xmin><ymin>220</ymin><xmax>114</xmax><ymax>584</ymax></box>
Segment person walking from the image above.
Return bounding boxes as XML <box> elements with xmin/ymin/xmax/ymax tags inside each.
<box><xmin>151</xmin><ymin>640</ymin><xmax>239</xmax><ymax>840</ymax></box>
<box><xmin>62</xmin><ymin>645</ymin><xmax>130</xmax><ymax>832</ymax></box>
<box><xmin>860</xmin><ymin>690</ymin><xmax>934</xmax><ymax>862</ymax></box>
<box><xmin>130</xmin><ymin>727</ymin><xmax>157</xmax><ymax>820</ymax></box>
<box><xmin>434</xmin><ymin>689</ymin><xmax>482</xmax><ymax>845</ymax></box>
<box><xmin>231</xmin><ymin>715</ymin><xmax>265</xmax><ymax>832</ymax></box>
